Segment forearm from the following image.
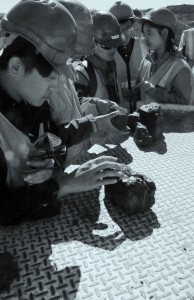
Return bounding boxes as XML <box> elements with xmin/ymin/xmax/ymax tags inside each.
<box><xmin>80</xmin><ymin>97</ymin><xmax>100</xmax><ymax>117</ymax></box>
<box><xmin>145</xmin><ymin>85</ymin><xmax>190</xmax><ymax>105</ymax></box>
<box><xmin>145</xmin><ymin>67</ymin><xmax>191</xmax><ymax>105</ymax></box>
<box><xmin>57</xmin><ymin>116</ymin><xmax>95</xmax><ymax>147</ymax></box>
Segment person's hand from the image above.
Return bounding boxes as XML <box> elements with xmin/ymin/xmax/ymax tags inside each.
<box><xmin>96</xmin><ymin>99</ymin><xmax>128</xmax><ymax>115</ymax></box>
<box><xmin>57</xmin><ymin>156</ymin><xmax>126</xmax><ymax>197</ymax></box>
<box><xmin>23</xmin><ymin>157</ymin><xmax>55</xmax><ymax>184</ymax></box>
<box><xmin>137</xmin><ymin>81</ymin><xmax>155</xmax><ymax>93</ymax></box>
<box><xmin>95</xmin><ymin>111</ymin><xmax>129</xmax><ymax>136</ymax></box>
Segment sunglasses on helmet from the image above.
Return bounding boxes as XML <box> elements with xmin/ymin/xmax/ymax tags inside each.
<box><xmin>119</xmin><ymin>19</ymin><xmax>134</xmax><ymax>30</ymax></box>
<box><xmin>119</xmin><ymin>19</ymin><xmax>131</xmax><ymax>24</ymax></box>
<box><xmin>95</xmin><ymin>41</ymin><xmax>116</xmax><ymax>50</ymax></box>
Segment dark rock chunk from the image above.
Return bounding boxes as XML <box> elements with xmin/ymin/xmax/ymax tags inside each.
<box><xmin>105</xmin><ymin>167</ymin><xmax>156</xmax><ymax>214</ymax></box>
<box><xmin>110</xmin><ymin>113</ymin><xmax>129</xmax><ymax>131</ymax></box>
<box><xmin>127</xmin><ymin>112</ymin><xmax>140</xmax><ymax>131</ymax></box>
<box><xmin>134</xmin><ymin>122</ymin><xmax>152</xmax><ymax>147</ymax></box>
<box><xmin>139</xmin><ymin>103</ymin><xmax>164</xmax><ymax>142</ymax></box>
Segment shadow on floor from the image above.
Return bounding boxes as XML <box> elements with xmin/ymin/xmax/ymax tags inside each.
<box><xmin>104</xmin><ymin>196</ymin><xmax>160</xmax><ymax>241</ymax></box>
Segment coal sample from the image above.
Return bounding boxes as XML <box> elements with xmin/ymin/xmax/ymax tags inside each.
<box><xmin>110</xmin><ymin>113</ymin><xmax>129</xmax><ymax>130</ymax></box>
<box><xmin>105</xmin><ymin>167</ymin><xmax>156</xmax><ymax>214</ymax></box>
<box><xmin>108</xmin><ymin>106</ymin><xmax>129</xmax><ymax>131</ymax></box>
<box><xmin>134</xmin><ymin>122</ymin><xmax>152</xmax><ymax>147</ymax></box>
<box><xmin>139</xmin><ymin>103</ymin><xmax>164</xmax><ymax>141</ymax></box>
<box><xmin>127</xmin><ymin>111</ymin><xmax>140</xmax><ymax>131</ymax></box>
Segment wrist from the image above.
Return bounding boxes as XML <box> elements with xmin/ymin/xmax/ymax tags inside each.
<box><xmin>56</xmin><ymin>173</ymin><xmax>68</xmax><ymax>199</ymax></box>
<box><xmin>85</xmin><ymin>114</ymin><xmax>98</xmax><ymax>133</ymax></box>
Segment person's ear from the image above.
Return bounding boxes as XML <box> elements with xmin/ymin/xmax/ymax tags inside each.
<box><xmin>8</xmin><ymin>57</ymin><xmax>22</xmax><ymax>76</ymax></box>
<box><xmin>161</xmin><ymin>28</ymin><xmax>168</xmax><ymax>41</ymax></box>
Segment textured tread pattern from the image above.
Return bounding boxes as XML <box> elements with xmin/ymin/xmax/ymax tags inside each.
<box><xmin>0</xmin><ymin>117</ymin><xmax>194</xmax><ymax>300</ymax></box>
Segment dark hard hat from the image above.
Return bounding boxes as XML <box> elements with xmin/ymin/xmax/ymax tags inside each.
<box><xmin>109</xmin><ymin>1</ymin><xmax>135</xmax><ymax>21</ymax></box>
<box><xmin>93</xmin><ymin>11</ymin><xmax>126</xmax><ymax>47</ymax></box>
<box><xmin>59</xmin><ymin>0</ymin><xmax>95</xmax><ymax>57</ymax></box>
<box><xmin>141</xmin><ymin>7</ymin><xmax>178</xmax><ymax>34</ymax></box>
<box><xmin>1</xmin><ymin>0</ymin><xmax>77</xmax><ymax>74</ymax></box>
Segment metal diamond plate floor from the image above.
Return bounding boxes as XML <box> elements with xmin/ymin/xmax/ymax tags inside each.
<box><xmin>0</xmin><ymin>115</ymin><xmax>194</xmax><ymax>300</ymax></box>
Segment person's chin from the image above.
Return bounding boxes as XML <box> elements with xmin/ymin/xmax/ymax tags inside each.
<box><xmin>147</xmin><ymin>45</ymin><xmax>155</xmax><ymax>51</ymax></box>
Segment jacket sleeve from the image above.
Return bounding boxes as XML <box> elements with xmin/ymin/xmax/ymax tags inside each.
<box><xmin>50</xmin><ymin>75</ymin><xmax>82</xmax><ymax>126</ymax></box>
<box><xmin>56</xmin><ymin>115</ymin><xmax>96</xmax><ymax>146</ymax></box>
<box><xmin>74</xmin><ymin>66</ymin><xmax>90</xmax><ymax>98</ymax></box>
<box><xmin>144</xmin><ymin>67</ymin><xmax>191</xmax><ymax>105</ymax></box>
<box><xmin>0</xmin><ymin>147</ymin><xmax>60</xmax><ymax>226</ymax></box>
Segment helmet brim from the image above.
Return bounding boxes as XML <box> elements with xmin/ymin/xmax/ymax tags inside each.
<box><xmin>118</xmin><ymin>16</ymin><xmax>137</xmax><ymax>22</ymax></box>
<box><xmin>55</xmin><ymin>64</ymin><xmax>79</xmax><ymax>80</ymax></box>
<box><xmin>102</xmin><ymin>32</ymin><xmax>126</xmax><ymax>47</ymax></box>
<box><xmin>140</xmin><ymin>15</ymin><xmax>152</xmax><ymax>22</ymax></box>
<box><xmin>140</xmin><ymin>15</ymin><xmax>177</xmax><ymax>34</ymax></box>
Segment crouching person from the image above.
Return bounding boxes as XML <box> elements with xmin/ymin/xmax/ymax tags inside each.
<box><xmin>0</xmin><ymin>0</ymin><xmax>124</xmax><ymax>226</ymax></box>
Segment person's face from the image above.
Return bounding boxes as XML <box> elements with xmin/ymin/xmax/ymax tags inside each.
<box><xmin>93</xmin><ymin>42</ymin><xmax>117</xmax><ymax>61</ymax></box>
<box><xmin>18</xmin><ymin>67</ymin><xmax>59</xmax><ymax>107</ymax></box>
<box><xmin>142</xmin><ymin>24</ymin><xmax>165</xmax><ymax>51</ymax></box>
<box><xmin>119</xmin><ymin>20</ymin><xmax>133</xmax><ymax>42</ymax></box>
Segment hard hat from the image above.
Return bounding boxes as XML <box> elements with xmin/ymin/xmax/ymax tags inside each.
<box><xmin>58</xmin><ymin>0</ymin><xmax>95</xmax><ymax>57</ymax></box>
<box><xmin>109</xmin><ymin>1</ymin><xmax>135</xmax><ymax>21</ymax></box>
<box><xmin>141</xmin><ymin>7</ymin><xmax>178</xmax><ymax>34</ymax></box>
<box><xmin>133</xmin><ymin>8</ymin><xmax>143</xmax><ymax>18</ymax></box>
<box><xmin>89</xmin><ymin>8</ymin><xmax>98</xmax><ymax>16</ymax></box>
<box><xmin>93</xmin><ymin>11</ymin><xmax>126</xmax><ymax>47</ymax></box>
<box><xmin>1</xmin><ymin>0</ymin><xmax>77</xmax><ymax>74</ymax></box>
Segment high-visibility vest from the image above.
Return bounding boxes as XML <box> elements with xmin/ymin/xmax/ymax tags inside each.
<box><xmin>115</xmin><ymin>37</ymin><xmax>148</xmax><ymax>89</ymax></box>
<box><xmin>179</xmin><ymin>29</ymin><xmax>194</xmax><ymax>105</ymax></box>
<box><xmin>76</xmin><ymin>60</ymin><xmax>126</xmax><ymax>107</ymax></box>
<box><xmin>179</xmin><ymin>29</ymin><xmax>194</xmax><ymax>62</ymax></box>
<box><xmin>49</xmin><ymin>74</ymin><xmax>82</xmax><ymax>126</ymax></box>
<box><xmin>138</xmin><ymin>54</ymin><xmax>194</xmax><ymax>105</ymax></box>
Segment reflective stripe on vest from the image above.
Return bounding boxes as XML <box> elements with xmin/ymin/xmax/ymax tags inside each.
<box><xmin>77</xmin><ymin>61</ymin><xmax>124</xmax><ymax>104</ymax></box>
<box><xmin>50</xmin><ymin>74</ymin><xmax>82</xmax><ymax>126</ymax></box>
<box><xmin>115</xmin><ymin>37</ymin><xmax>148</xmax><ymax>86</ymax></box>
<box><xmin>139</xmin><ymin>57</ymin><xmax>193</xmax><ymax>103</ymax></box>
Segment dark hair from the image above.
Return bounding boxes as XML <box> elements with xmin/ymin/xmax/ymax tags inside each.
<box><xmin>142</xmin><ymin>20</ymin><xmax>175</xmax><ymax>52</ymax></box>
<box><xmin>0</xmin><ymin>36</ymin><xmax>53</xmax><ymax>77</ymax></box>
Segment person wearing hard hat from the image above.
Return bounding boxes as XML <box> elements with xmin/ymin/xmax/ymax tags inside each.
<box><xmin>109</xmin><ymin>1</ymin><xmax>149</xmax><ymax>113</ymax></box>
<box><xmin>49</xmin><ymin>0</ymin><xmax>129</xmax><ymax>166</ymax></box>
<box><xmin>0</xmin><ymin>0</ymin><xmax>126</xmax><ymax>226</ymax></box>
<box><xmin>179</xmin><ymin>28</ymin><xmax>194</xmax><ymax>70</ymax></box>
<box><xmin>179</xmin><ymin>28</ymin><xmax>194</xmax><ymax>104</ymax></box>
<box><xmin>49</xmin><ymin>0</ymin><xmax>95</xmax><ymax>166</ymax></box>
<box><xmin>74</xmin><ymin>11</ymin><xmax>128</xmax><ymax>108</ymax></box>
<box><xmin>131</xmin><ymin>7</ymin><xmax>194</xmax><ymax>106</ymax></box>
